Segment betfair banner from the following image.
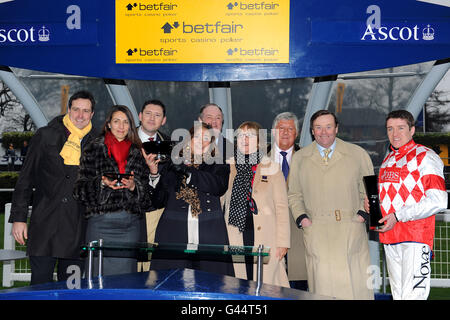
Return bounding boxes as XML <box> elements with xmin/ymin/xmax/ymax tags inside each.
<box><xmin>115</xmin><ymin>0</ymin><xmax>290</xmax><ymax>64</ymax></box>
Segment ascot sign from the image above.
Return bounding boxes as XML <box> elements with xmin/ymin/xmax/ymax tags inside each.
<box><xmin>361</xmin><ymin>4</ymin><xmax>435</xmax><ymax>41</ymax></box>
<box><xmin>0</xmin><ymin>4</ymin><xmax>82</xmax><ymax>45</ymax></box>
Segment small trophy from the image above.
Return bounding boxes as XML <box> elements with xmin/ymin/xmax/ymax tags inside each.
<box><xmin>363</xmin><ymin>175</ymin><xmax>384</xmax><ymax>230</ymax></box>
<box><xmin>103</xmin><ymin>172</ymin><xmax>133</xmax><ymax>187</ymax></box>
<box><xmin>142</xmin><ymin>140</ymin><xmax>175</xmax><ymax>163</ymax></box>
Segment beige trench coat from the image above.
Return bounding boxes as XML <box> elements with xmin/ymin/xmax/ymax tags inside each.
<box><xmin>288</xmin><ymin>138</ymin><xmax>374</xmax><ymax>300</ymax></box>
<box><xmin>223</xmin><ymin>156</ymin><xmax>290</xmax><ymax>287</ymax></box>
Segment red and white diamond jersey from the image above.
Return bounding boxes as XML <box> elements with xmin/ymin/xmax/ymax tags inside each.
<box><xmin>378</xmin><ymin>140</ymin><xmax>447</xmax><ymax>249</ymax></box>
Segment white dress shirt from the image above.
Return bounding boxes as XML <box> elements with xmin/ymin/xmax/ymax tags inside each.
<box><xmin>138</xmin><ymin>127</ymin><xmax>157</xmax><ymax>142</ymax></box>
<box><xmin>273</xmin><ymin>143</ymin><xmax>294</xmax><ymax>167</ymax></box>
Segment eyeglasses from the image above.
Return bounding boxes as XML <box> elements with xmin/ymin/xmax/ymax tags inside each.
<box><xmin>237</xmin><ymin>132</ymin><xmax>258</xmax><ymax>139</ymax></box>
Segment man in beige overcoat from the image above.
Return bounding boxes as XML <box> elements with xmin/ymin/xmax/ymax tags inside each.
<box><xmin>288</xmin><ymin>110</ymin><xmax>374</xmax><ymax>300</ymax></box>
<box><xmin>269</xmin><ymin>112</ymin><xmax>308</xmax><ymax>291</ymax></box>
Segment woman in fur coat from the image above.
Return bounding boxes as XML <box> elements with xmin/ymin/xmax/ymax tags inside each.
<box><xmin>74</xmin><ymin>105</ymin><xmax>152</xmax><ymax>276</ymax></box>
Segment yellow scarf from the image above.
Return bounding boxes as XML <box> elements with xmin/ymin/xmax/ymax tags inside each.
<box><xmin>59</xmin><ymin>114</ymin><xmax>92</xmax><ymax>165</ymax></box>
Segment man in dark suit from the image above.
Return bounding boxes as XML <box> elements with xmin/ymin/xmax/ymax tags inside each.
<box><xmin>270</xmin><ymin>111</ymin><xmax>308</xmax><ymax>291</ymax></box>
<box><xmin>198</xmin><ymin>103</ymin><xmax>233</xmax><ymax>164</ymax></box>
<box><xmin>10</xmin><ymin>90</ymin><xmax>96</xmax><ymax>285</ymax></box>
<box><xmin>137</xmin><ymin>99</ymin><xmax>169</xmax><ymax>271</ymax></box>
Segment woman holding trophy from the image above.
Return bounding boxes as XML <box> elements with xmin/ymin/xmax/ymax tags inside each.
<box><xmin>74</xmin><ymin>105</ymin><xmax>152</xmax><ymax>276</ymax></box>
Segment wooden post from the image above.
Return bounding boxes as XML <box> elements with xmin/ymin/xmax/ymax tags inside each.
<box><xmin>60</xmin><ymin>85</ymin><xmax>70</xmax><ymax>114</ymax></box>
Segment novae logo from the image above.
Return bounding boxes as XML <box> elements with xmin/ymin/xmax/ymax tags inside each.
<box><xmin>413</xmin><ymin>245</ymin><xmax>431</xmax><ymax>290</ymax></box>
<box><xmin>361</xmin><ymin>5</ymin><xmax>435</xmax><ymax>41</ymax></box>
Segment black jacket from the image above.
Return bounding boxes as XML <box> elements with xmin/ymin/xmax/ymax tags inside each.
<box><xmin>10</xmin><ymin>115</ymin><xmax>95</xmax><ymax>259</ymax></box>
<box><xmin>150</xmin><ymin>162</ymin><xmax>234</xmax><ymax>276</ymax></box>
<box><xmin>73</xmin><ymin>135</ymin><xmax>153</xmax><ymax>217</ymax></box>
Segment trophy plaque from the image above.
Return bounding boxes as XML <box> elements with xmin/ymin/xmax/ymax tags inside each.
<box><xmin>363</xmin><ymin>175</ymin><xmax>384</xmax><ymax>230</ymax></box>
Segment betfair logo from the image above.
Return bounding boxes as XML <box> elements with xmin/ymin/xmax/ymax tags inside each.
<box><xmin>126</xmin><ymin>2</ymin><xmax>178</xmax><ymax>11</ymax></box>
<box><xmin>227</xmin><ymin>47</ymin><xmax>279</xmax><ymax>56</ymax></box>
<box><xmin>126</xmin><ymin>47</ymin><xmax>178</xmax><ymax>56</ymax></box>
<box><xmin>162</xmin><ymin>21</ymin><xmax>243</xmax><ymax>34</ymax></box>
<box><xmin>126</xmin><ymin>48</ymin><xmax>138</xmax><ymax>56</ymax></box>
<box><xmin>161</xmin><ymin>22</ymin><xmax>179</xmax><ymax>34</ymax></box>
<box><xmin>226</xmin><ymin>2</ymin><xmax>280</xmax><ymax>10</ymax></box>
<box><xmin>126</xmin><ymin>3</ymin><xmax>137</xmax><ymax>10</ymax></box>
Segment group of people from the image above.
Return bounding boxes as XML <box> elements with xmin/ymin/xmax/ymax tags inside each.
<box><xmin>3</xmin><ymin>141</ymin><xmax>28</xmax><ymax>171</ymax></box>
<box><xmin>8</xmin><ymin>90</ymin><xmax>447</xmax><ymax>300</ymax></box>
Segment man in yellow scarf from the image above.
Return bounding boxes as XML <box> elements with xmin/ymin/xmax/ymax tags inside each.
<box><xmin>10</xmin><ymin>90</ymin><xmax>96</xmax><ymax>285</ymax></box>
<box><xmin>60</xmin><ymin>108</ymin><xmax>93</xmax><ymax>165</ymax></box>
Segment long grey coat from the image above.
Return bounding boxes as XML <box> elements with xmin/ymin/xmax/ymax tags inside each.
<box><xmin>288</xmin><ymin>138</ymin><xmax>374</xmax><ymax>300</ymax></box>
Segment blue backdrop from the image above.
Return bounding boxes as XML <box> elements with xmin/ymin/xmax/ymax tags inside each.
<box><xmin>0</xmin><ymin>0</ymin><xmax>449</xmax><ymax>81</ymax></box>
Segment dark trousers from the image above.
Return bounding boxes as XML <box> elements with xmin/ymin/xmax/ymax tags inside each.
<box><xmin>29</xmin><ymin>256</ymin><xmax>84</xmax><ymax>285</ymax></box>
<box><xmin>243</xmin><ymin>212</ymin><xmax>255</xmax><ymax>281</ymax></box>
<box><xmin>289</xmin><ymin>280</ymin><xmax>309</xmax><ymax>291</ymax></box>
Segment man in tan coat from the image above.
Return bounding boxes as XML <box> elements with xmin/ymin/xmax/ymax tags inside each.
<box><xmin>270</xmin><ymin>112</ymin><xmax>308</xmax><ymax>291</ymax></box>
<box><xmin>288</xmin><ymin>110</ymin><xmax>374</xmax><ymax>300</ymax></box>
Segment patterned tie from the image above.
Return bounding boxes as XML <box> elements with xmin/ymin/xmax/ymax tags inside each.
<box><xmin>280</xmin><ymin>151</ymin><xmax>289</xmax><ymax>181</ymax></box>
<box><xmin>323</xmin><ymin>148</ymin><xmax>331</xmax><ymax>164</ymax></box>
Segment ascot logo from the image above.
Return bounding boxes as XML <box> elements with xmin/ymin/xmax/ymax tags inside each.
<box><xmin>361</xmin><ymin>5</ymin><xmax>435</xmax><ymax>41</ymax></box>
<box><xmin>38</xmin><ymin>26</ymin><xmax>50</xmax><ymax>42</ymax></box>
<box><xmin>422</xmin><ymin>25</ymin><xmax>435</xmax><ymax>40</ymax></box>
<box><xmin>361</xmin><ymin>24</ymin><xmax>436</xmax><ymax>41</ymax></box>
<box><xmin>0</xmin><ymin>25</ymin><xmax>50</xmax><ymax>43</ymax></box>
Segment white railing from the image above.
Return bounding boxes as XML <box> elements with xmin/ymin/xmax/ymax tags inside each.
<box><xmin>3</xmin><ymin>203</ymin><xmax>31</xmax><ymax>287</ymax></box>
<box><xmin>2</xmin><ymin>204</ymin><xmax>450</xmax><ymax>288</ymax></box>
<box><xmin>431</xmin><ymin>210</ymin><xmax>450</xmax><ymax>287</ymax></box>
<box><xmin>372</xmin><ymin>210</ymin><xmax>450</xmax><ymax>292</ymax></box>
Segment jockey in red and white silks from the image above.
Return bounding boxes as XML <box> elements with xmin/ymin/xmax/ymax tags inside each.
<box><xmin>378</xmin><ymin>139</ymin><xmax>447</xmax><ymax>299</ymax></box>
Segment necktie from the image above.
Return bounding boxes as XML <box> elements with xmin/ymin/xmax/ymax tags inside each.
<box><xmin>148</xmin><ymin>137</ymin><xmax>154</xmax><ymax>141</ymax></box>
<box><xmin>280</xmin><ymin>151</ymin><xmax>289</xmax><ymax>181</ymax></box>
<box><xmin>323</xmin><ymin>148</ymin><xmax>331</xmax><ymax>164</ymax></box>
